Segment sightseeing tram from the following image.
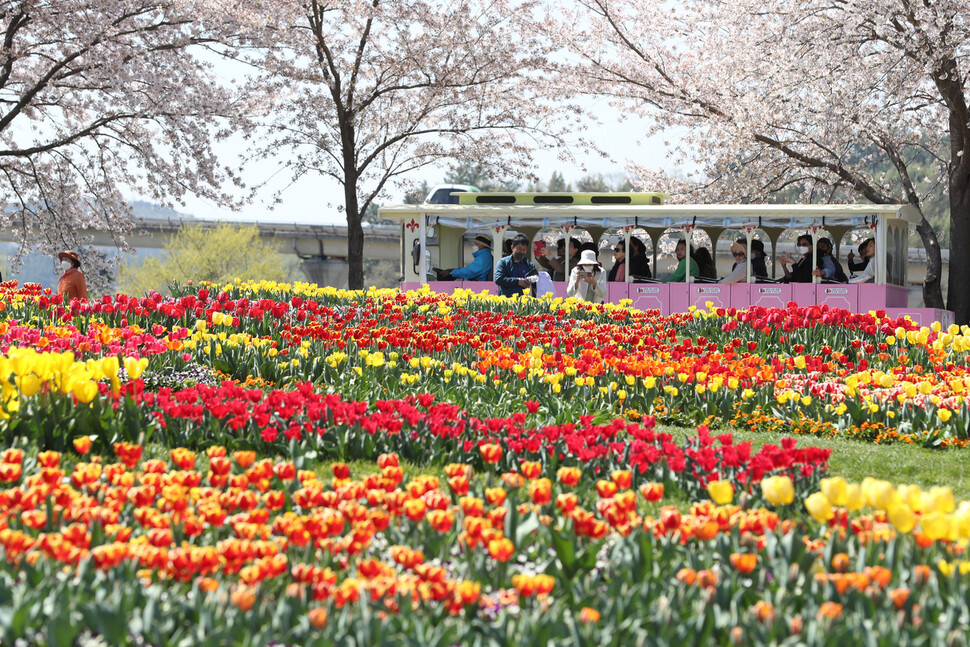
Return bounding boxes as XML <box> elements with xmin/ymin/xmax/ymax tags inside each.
<box><xmin>378</xmin><ymin>193</ymin><xmax>953</xmax><ymax>325</ymax></box>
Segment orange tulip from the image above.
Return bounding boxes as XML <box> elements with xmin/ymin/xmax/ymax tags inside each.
<box><xmin>332</xmin><ymin>463</ymin><xmax>350</xmax><ymax>479</ymax></box>
<box><xmin>889</xmin><ymin>587</ymin><xmax>910</xmax><ymax>609</ymax></box>
<box><xmin>37</xmin><ymin>451</ymin><xmax>60</xmax><ymax>468</ymax></box>
<box><xmin>0</xmin><ymin>449</ymin><xmax>24</xmax><ymax>464</ymax></box>
<box><xmin>557</xmin><ymin>467</ymin><xmax>581</xmax><ymax>487</ymax></box>
<box><xmin>752</xmin><ymin>601</ymin><xmax>775</xmax><ymax>624</ymax></box>
<box><xmin>730</xmin><ymin>553</ymin><xmax>758</xmax><ymax>574</ymax></box>
<box><xmin>0</xmin><ymin>463</ymin><xmax>22</xmax><ymax>483</ymax></box>
<box><xmin>403</xmin><ymin>498</ymin><xmax>427</xmax><ymax>522</ymax></box>
<box><xmin>831</xmin><ymin>552</ymin><xmax>850</xmax><ymax>573</ymax></box>
<box><xmin>595</xmin><ymin>480</ymin><xmax>618</xmax><ymax>498</ymax></box>
<box><xmin>579</xmin><ymin>607</ymin><xmax>601</xmax><ymax>624</ymax></box>
<box><xmin>479</xmin><ymin>443</ymin><xmax>502</xmax><ymax>464</ymax></box>
<box><xmin>817</xmin><ymin>602</ymin><xmax>843</xmax><ymax>620</ymax></box>
<box><xmin>427</xmin><ymin>509</ymin><xmax>455</xmax><ymax>533</ymax></box>
<box><xmin>455</xmin><ymin>580</ymin><xmax>481</xmax><ymax>605</ymax></box>
<box><xmin>308</xmin><ymin>607</ymin><xmax>328</xmax><ymax>629</ymax></box>
<box><xmin>610</xmin><ymin>470</ymin><xmax>633</xmax><ymax>490</ymax></box>
<box><xmin>487</xmin><ymin>537</ymin><xmax>514</xmax><ymax>562</ymax></box>
<box><xmin>231</xmin><ymin>586</ymin><xmax>256</xmax><ymax>612</ymax></box>
<box><xmin>377</xmin><ymin>453</ymin><xmax>399</xmax><ymax>469</ymax></box>
<box><xmin>676</xmin><ymin>568</ymin><xmax>697</xmax><ymax>586</ymax></box>
<box><xmin>485</xmin><ymin>487</ymin><xmax>507</xmax><ymax>506</ymax></box>
<box><xmin>528</xmin><ymin>478</ymin><xmax>552</xmax><ymax>506</ymax></box>
<box><xmin>511</xmin><ymin>574</ymin><xmax>537</xmax><ymax>597</ymax></box>
<box><xmin>639</xmin><ymin>482</ymin><xmax>664</xmax><ymax>502</ymax></box>
<box><xmin>72</xmin><ymin>437</ymin><xmax>93</xmax><ymax>455</ymax></box>
<box><xmin>233</xmin><ymin>451</ymin><xmax>256</xmax><ymax>469</ymax></box>
<box><xmin>520</xmin><ymin>461</ymin><xmax>542</xmax><ymax>480</ymax></box>
<box><xmin>448</xmin><ymin>475</ymin><xmax>470</xmax><ymax>496</ymax></box>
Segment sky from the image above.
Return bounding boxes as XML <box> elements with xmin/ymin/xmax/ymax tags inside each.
<box><xmin>172</xmin><ymin>99</ymin><xmax>670</xmax><ymax>227</ymax></box>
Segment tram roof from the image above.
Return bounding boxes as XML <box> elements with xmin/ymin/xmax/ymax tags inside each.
<box><xmin>378</xmin><ymin>194</ymin><xmax>921</xmax><ymax>229</ymax></box>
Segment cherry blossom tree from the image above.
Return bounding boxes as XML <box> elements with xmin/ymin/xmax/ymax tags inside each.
<box><xmin>555</xmin><ymin>0</ymin><xmax>969</xmax><ymax>318</ymax></box>
<box><xmin>0</xmin><ymin>1</ymin><xmax>239</xmax><ymax>291</ymax></box>
<box><xmin>223</xmin><ymin>0</ymin><xmax>584</xmax><ymax>290</ymax></box>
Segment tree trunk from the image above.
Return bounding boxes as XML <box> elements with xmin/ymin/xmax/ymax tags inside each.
<box><xmin>915</xmin><ymin>214</ymin><xmax>944</xmax><ymax>309</ymax></box>
<box><xmin>344</xmin><ymin>176</ymin><xmax>364</xmax><ymax>290</ymax></box>
<box><xmin>947</xmin><ymin>152</ymin><xmax>970</xmax><ymax>324</ymax></box>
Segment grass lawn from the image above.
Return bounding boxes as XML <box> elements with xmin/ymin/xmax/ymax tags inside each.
<box><xmin>659</xmin><ymin>425</ymin><xmax>970</xmax><ymax>499</ymax></box>
<box><xmin>298</xmin><ymin>426</ymin><xmax>970</xmax><ymax>503</ymax></box>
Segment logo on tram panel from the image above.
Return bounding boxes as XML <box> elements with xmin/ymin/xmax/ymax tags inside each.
<box><xmin>698</xmin><ymin>287</ymin><xmax>722</xmax><ymax>294</ymax></box>
<box><xmin>406</xmin><ymin>219</ymin><xmax>420</xmax><ymax>232</ymax></box>
<box><xmin>636</xmin><ymin>287</ymin><xmax>660</xmax><ymax>294</ymax></box>
<box><xmin>758</xmin><ymin>287</ymin><xmax>782</xmax><ymax>294</ymax></box>
<box><xmin>824</xmin><ymin>288</ymin><xmax>849</xmax><ymax>295</ymax></box>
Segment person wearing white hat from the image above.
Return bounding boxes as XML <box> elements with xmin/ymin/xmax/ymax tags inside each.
<box><xmin>566</xmin><ymin>249</ymin><xmax>607</xmax><ymax>303</ymax></box>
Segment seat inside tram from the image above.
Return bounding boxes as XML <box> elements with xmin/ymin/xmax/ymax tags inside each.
<box><xmin>378</xmin><ymin>193</ymin><xmax>954</xmax><ymax>326</ymax></box>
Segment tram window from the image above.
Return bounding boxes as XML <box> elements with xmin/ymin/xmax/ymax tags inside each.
<box><xmin>590</xmin><ymin>196</ymin><xmax>632</xmax><ymax>204</ymax></box>
<box><xmin>475</xmin><ymin>195</ymin><xmax>517</xmax><ymax>204</ymax></box>
<box><xmin>533</xmin><ymin>195</ymin><xmax>574</xmax><ymax>204</ymax></box>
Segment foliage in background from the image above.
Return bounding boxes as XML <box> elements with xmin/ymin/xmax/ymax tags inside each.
<box><xmin>555</xmin><ymin>0</ymin><xmax>970</xmax><ymax>317</ymax></box>
<box><xmin>116</xmin><ymin>223</ymin><xmax>299</xmax><ymax>297</ymax></box>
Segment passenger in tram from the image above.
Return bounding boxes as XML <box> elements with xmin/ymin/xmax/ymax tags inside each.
<box><xmin>847</xmin><ymin>238</ymin><xmax>873</xmax><ymax>273</ymax></box>
<box><xmin>495</xmin><ymin>234</ymin><xmax>538</xmax><ymax>297</ymax></box>
<box><xmin>749</xmin><ymin>239</ymin><xmax>769</xmax><ymax>279</ymax></box>
<box><xmin>607</xmin><ymin>241</ymin><xmax>627</xmax><ymax>282</ymax></box>
<box><xmin>566</xmin><ymin>249</ymin><xmax>607</xmax><ymax>303</ymax></box>
<box><xmin>628</xmin><ymin>237</ymin><xmax>652</xmax><ymax>279</ymax></box>
<box><xmin>664</xmin><ymin>240</ymin><xmax>699</xmax><ymax>283</ymax></box>
<box><xmin>692</xmin><ymin>246</ymin><xmax>718</xmax><ymax>279</ymax></box>
<box><xmin>537</xmin><ymin>237</ymin><xmax>581</xmax><ymax>281</ymax></box>
<box><xmin>779</xmin><ymin>234</ymin><xmax>815</xmax><ymax>283</ymax></box>
<box><xmin>436</xmin><ymin>235</ymin><xmax>493</xmax><ymax>281</ymax></box>
<box><xmin>719</xmin><ymin>241</ymin><xmax>749</xmax><ymax>283</ymax></box>
<box><xmin>811</xmin><ymin>237</ymin><xmax>848</xmax><ymax>282</ymax></box>
<box><xmin>849</xmin><ymin>239</ymin><xmax>876</xmax><ymax>283</ymax></box>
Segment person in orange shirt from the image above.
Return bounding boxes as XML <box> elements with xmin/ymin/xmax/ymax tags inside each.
<box><xmin>57</xmin><ymin>250</ymin><xmax>89</xmax><ymax>301</ymax></box>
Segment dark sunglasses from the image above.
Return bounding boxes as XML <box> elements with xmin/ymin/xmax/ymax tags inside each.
<box><xmin>732</xmin><ymin>251</ymin><xmax>745</xmax><ymax>258</ymax></box>
<box><xmin>612</xmin><ymin>247</ymin><xmax>623</xmax><ymax>252</ymax></box>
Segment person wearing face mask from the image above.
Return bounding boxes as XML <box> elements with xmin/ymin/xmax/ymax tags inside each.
<box><xmin>566</xmin><ymin>249</ymin><xmax>607</xmax><ymax>303</ymax></box>
<box><xmin>56</xmin><ymin>250</ymin><xmax>88</xmax><ymax>301</ymax></box>
<box><xmin>811</xmin><ymin>237</ymin><xmax>848</xmax><ymax>282</ymax></box>
<box><xmin>780</xmin><ymin>235</ymin><xmax>815</xmax><ymax>283</ymax></box>
<box><xmin>436</xmin><ymin>234</ymin><xmax>493</xmax><ymax>281</ymax></box>
<box><xmin>494</xmin><ymin>233</ymin><xmax>537</xmax><ymax>297</ymax></box>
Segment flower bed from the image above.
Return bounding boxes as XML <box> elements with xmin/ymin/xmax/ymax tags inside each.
<box><xmin>1</xmin><ymin>280</ymin><xmax>970</xmax><ymax>644</ymax></box>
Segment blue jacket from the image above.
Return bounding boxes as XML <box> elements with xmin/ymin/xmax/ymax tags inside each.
<box><xmin>494</xmin><ymin>254</ymin><xmax>537</xmax><ymax>297</ymax></box>
<box><xmin>450</xmin><ymin>248</ymin><xmax>493</xmax><ymax>281</ymax></box>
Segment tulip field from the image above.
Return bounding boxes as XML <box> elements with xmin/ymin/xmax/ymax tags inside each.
<box><xmin>3</xmin><ymin>280</ymin><xmax>970</xmax><ymax>646</ymax></box>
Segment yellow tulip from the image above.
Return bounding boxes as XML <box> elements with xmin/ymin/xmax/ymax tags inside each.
<box><xmin>920</xmin><ymin>512</ymin><xmax>951</xmax><ymax>541</ymax></box>
<box><xmin>706</xmin><ymin>480</ymin><xmax>734</xmax><ymax>505</ymax></box>
<box><xmin>804</xmin><ymin>492</ymin><xmax>833</xmax><ymax>522</ymax></box>
<box><xmin>820</xmin><ymin>477</ymin><xmax>848</xmax><ymax>506</ymax></box>
<box><xmin>760</xmin><ymin>475</ymin><xmax>795</xmax><ymax>506</ymax></box>
<box><xmin>72</xmin><ymin>380</ymin><xmax>99</xmax><ymax>404</ymax></box>
<box><xmin>124</xmin><ymin>357</ymin><xmax>149</xmax><ymax>381</ymax></box>
<box><xmin>888</xmin><ymin>503</ymin><xmax>917</xmax><ymax>533</ymax></box>
<box><xmin>16</xmin><ymin>374</ymin><xmax>43</xmax><ymax>397</ymax></box>
<box><xmin>844</xmin><ymin>483</ymin><xmax>865</xmax><ymax>511</ymax></box>
<box><xmin>923</xmin><ymin>487</ymin><xmax>956</xmax><ymax>514</ymax></box>
<box><xmin>863</xmin><ymin>479</ymin><xmax>898</xmax><ymax>511</ymax></box>
<box><xmin>897</xmin><ymin>484</ymin><xmax>923</xmax><ymax>511</ymax></box>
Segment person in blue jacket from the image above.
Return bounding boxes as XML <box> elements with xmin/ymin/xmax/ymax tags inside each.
<box><xmin>437</xmin><ymin>235</ymin><xmax>493</xmax><ymax>281</ymax></box>
<box><xmin>494</xmin><ymin>234</ymin><xmax>537</xmax><ymax>297</ymax></box>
